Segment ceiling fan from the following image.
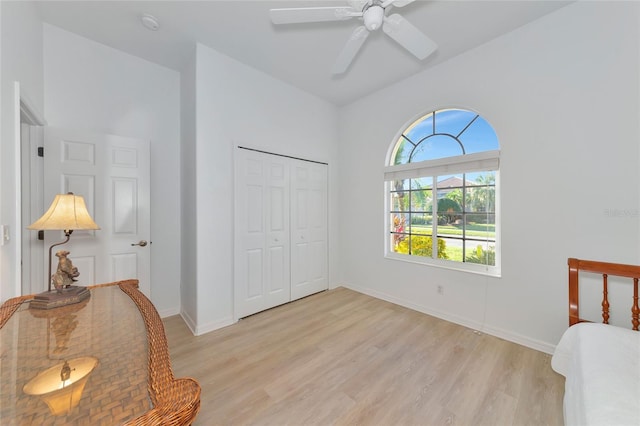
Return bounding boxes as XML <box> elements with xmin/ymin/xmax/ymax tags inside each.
<box><xmin>269</xmin><ymin>0</ymin><xmax>437</xmax><ymax>75</ymax></box>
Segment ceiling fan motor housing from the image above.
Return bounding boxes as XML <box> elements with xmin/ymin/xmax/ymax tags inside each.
<box><xmin>363</xmin><ymin>5</ymin><xmax>384</xmax><ymax>31</ymax></box>
<box><xmin>269</xmin><ymin>0</ymin><xmax>437</xmax><ymax>75</ymax></box>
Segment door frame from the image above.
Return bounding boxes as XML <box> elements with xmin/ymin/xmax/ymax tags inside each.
<box><xmin>15</xmin><ymin>82</ymin><xmax>46</xmax><ymax>296</ymax></box>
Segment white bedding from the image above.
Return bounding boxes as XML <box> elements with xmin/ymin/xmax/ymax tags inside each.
<box><xmin>551</xmin><ymin>323</ymin><xmax>640</xmax><ymax>426</ymax></box>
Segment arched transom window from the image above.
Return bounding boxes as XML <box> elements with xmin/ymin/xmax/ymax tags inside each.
<box><xmin>385</xmin><ymin>108</ymin><xmax>500</xmax><ymax>275</ymax></box>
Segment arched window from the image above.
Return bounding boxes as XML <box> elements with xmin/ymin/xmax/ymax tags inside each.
<box><xmin>385</xmin><ymin>108</ymin><xmax>500</xmax><ymax>275</ymax></box>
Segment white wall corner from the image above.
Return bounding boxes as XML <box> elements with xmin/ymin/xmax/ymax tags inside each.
<box><xmin>193</xmin><ymin>316</ymin><xmax>236</xmax><ymax>337</ymax></box>
<box><xmin>180</xmin><ymin>306</ymin><xmax>236</xmax><ymax>337</ymax></box>
<box><xmin>179</xmin><ymin>309</ymin><xmax>198</xmax><ymax>336</ymax></box>
<box><xmin>158</xmin><ymin>306</ymin><xmax>181</xmax><ymax>319</ymax></box>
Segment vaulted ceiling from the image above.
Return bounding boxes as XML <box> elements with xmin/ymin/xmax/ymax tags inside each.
<box><xmin>35</xmin><ymin>1</ymin><xmax>572</xmax><ymax>106</ymax></box>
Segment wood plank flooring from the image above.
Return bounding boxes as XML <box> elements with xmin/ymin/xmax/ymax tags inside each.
<box><xmin>164</xmin><ymin>287</ymin><xmax>565</xmax><ymax>426</ymax></box>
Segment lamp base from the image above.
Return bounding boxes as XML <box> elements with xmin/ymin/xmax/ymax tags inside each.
<box><xmin>30</xmin><ymin>286</ymin><xmax>91</xmax><ymax>310</ymax></box>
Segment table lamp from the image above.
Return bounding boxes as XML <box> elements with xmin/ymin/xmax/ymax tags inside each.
<box><xmin>27</xmin><ymin>193</ymin><xmax>100</xmax><ymax>309</ymax></box>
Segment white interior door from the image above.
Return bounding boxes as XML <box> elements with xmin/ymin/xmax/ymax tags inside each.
<box><xmin>235</xmin><ymin>148</ymin><xmax>291</xmax><ymax>318</ymax></box>
<box><xmin>291</xmin><ymin>160</ymin><xmax>328</xmax><ymax>300</ymax></box>
<box><xmin>43</xmin><ymin>127</ymin><xmax>151</xmax><ymax>296</ymax></box>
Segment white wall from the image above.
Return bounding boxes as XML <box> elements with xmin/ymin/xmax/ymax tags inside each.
<box><xmin>185</xmin><ymin>43</ymin><xmax>339</xmax><ymax>334</ymax></box>
<box><xmin>0</xmin><ymin>1</ymin><xmax>44</xmax><ymax>302</ymax></box>
<box><xmin>338</xmin><ymin>1</ymin><xmax>640</xmax><ymax>353</ymax></box>
<box><xmin>180</xmin><ymin>51</ymin><xmax>198</xmax><ymax>325</ymax></box>
<box><xmin>43</xmin><ymin>24</ymin><xmax>182</xmax><ymax>316</ymax></box>
<box><xmin>7</xmin><ymin>1</ymin><xmax>632</xmax><ymax>354</ymax></box>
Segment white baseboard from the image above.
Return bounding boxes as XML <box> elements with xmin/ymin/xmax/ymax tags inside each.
<box><xmin>194</xmin><ymin>316</ymin><xmax>236</xmax><ymax>336</ymax></box>
<box><xmin>158</xmin><ymin>306</ymin><xmax>180</xmax><ymax>318</ymax></box>
<box><xmin>179</xmin><ymin>309</ymin><xmax>198</xmax><ymax>335</ymax></box>
<box><xmin>340</xmin><ymin>282</ymin><xmax>556</xmax><ymax>355</ymax></box>
<box><xmin>179</xmin><ymin>309</ymin><xmax>236</xmax><ymax>336</ymax></box>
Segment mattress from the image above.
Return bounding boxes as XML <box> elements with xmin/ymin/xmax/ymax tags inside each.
<box><xmin>551</xmin><ymin>322</ymin><xmax>640</xmax><ymax>426</ymax></box>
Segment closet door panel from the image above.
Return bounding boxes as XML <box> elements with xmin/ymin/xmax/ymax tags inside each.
<box><xmin>246</xmin><ymin>249</ymin><xmax>264</xmax><ymax>299</ymax></box>
<box><xmin>245</xmin><ymin>183</ymin><xmax>265</xmax><ymax>302</ymax></box>
<box><xmin>235</xmin><ymin>149</ymin><xmax>290</xmax><ymax>318</ymax></box>
<box><xmin>235</xmin><ymin>152</ymin><xmax>267</xmax><ymax>317</ymax></box>
<box><xmin>265</xmin><ymin>162</ymin><xmax>290</xmax><ymax>302</ymax></box>
<box><xmin>291</xmin><ymin>160</ymin><xmax>328</xmax><ymax>301</ymax></box>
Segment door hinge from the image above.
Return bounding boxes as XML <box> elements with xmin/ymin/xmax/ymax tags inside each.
<box><xmin>37</xmin><ymin>147</ymin><xmax>44</xmax><ymax>157</ymax></box>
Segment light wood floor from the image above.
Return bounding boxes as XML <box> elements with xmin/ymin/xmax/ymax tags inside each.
<box><xmin>164</xmin><ymin>287</ymin><xmax>565</xmax><ymax>426</ymax></box>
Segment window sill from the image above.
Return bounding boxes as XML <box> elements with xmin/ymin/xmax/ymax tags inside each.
<box><xmin>384</xmin><ymin>252</ymin><xmax>501</xmax><ymax>278</ymax></box>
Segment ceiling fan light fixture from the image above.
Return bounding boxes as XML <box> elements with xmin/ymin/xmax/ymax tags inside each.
<box><xmin>363</xmin><ymin>5</ymin><xmax>384</xmax><ymax>31</ymax></box>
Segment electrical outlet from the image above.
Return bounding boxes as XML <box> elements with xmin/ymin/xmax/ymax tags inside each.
<box><xmin>437</xmin><ymin>285</ymin><xmax>444</xmax><ymax>295</ymax></box>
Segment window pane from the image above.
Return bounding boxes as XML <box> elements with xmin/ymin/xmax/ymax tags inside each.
<box><xmin>391</xmin><ymin>233</ymin><xmax>408</xmax><ymax>254</ymax></box>
<box><xmin>458</xmin><ymin>116</ymin><xmax>499</xmax><ymax>154</ymax></box>
<box><xmin>392</xmin><ymin>234</ymin><xmax>409</xmax><ymax>254</ymax></box>
<box><xmin>436</xmin><ymin>173</ymin><xmax>463</xmax><ymax>225</ymax></box>
<box><xmin>463</xmin><ymin>215</ymin><xmax>496</xmax><ymax>241</ymax></box>
<box><xmin>435</xmin><ymin>237</ymin><xmax>457</xmax><ymax>261</ymax></box>
<box><xmin>409</xmin><ymin>215</ymin><xmax>432</xmax><ymax>235</ymax></box>
<box><xmin>467</xmin><ymin>171</ymin><xmax>496</xmax><ymax>186</ymax></box>
<box><xmin>390</xmin><ymin>192</ymin><xmax>407</xmax><ymax>211</ymax></box>
<box><xmin>436</xmin><ymin>217</ymin><xmax>462</xmax><ymax>237</ymax></box>
<box><xmin>390</xmin><ymin>213</ymin><xmax>408</xmax><ymax>254</ymax></box>
<box><xmin>435</xmin><ymin>109</ymin><xmax>478</xmax><ymax>137</ymax></box>
<box><xmin>465</xmin><ymin>242</ymin><xmax>496</xmax><ymax>266</ymax></box>
<box><xmin>437</xmin><ymin>174</ymin><xmax>464</xmax><ymax>190</ymax></box>
<box><xmin>411</xmin><ymin>135</ymin><xmax>463</xmax><ymax>162</ymax></box>
<box><xmin>410</xmin><ymin>177</ymin><xmax>432</xmax><ymax>190</ymax></box>
<box><xmin>410</xmin><ymin>189</ymin><xmax>432</xmax><ymax>212</ymax></box>
<box><xmin>390</xmin><ymin>179</ymin><xmax>410</xmax><ymax>192</ymax></box>
<box><xmin>391</xmin><ymin>136</ymin><xmax>413</xmax><ymax>165</ymax></box>
<box><xmin>465</xmin><ymin>170</ymin><xmax>492</xmax><ymax>180</ymax></box>
<box><xmin>390</xmin><ymin>213</ymin><xmax>408</xmax><ymax>232</ymax></box>
<box><xmin>409</xmin><ymin>235</ymin><xmax>434</xmax><ymax>258</ymax></box>
<box><xmin>465</xmin><ymin>185</ymin><xmax>495</xmax><ymax>213</ymax></box>
<box><xmin>404</xmin><ymin>113</ymin><xmax>433</xmax><ymax>144</ymax></box>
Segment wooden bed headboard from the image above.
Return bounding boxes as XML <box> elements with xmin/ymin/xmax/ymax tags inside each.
<box><xmin>568</xmin><ymin>257</ymin><xmax>640</xmax><ymax>330</ymax></box>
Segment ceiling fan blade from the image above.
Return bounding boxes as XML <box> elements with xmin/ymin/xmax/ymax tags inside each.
<box><xmin>390</xmin><ymin>0</ymin><xmax>415</xmax><ymax>7</ymax></box>
<box><xmin>347</xmin><ymin>0</ymin><xmax>369</xmax><ymax>12</ymax></box>
<box><xmin>270</xmin><ymin>7</ymin><xmax>358</xmax><ymax>24</ymax></box>
<box><xmin>332</xmin><ymin>26</ymin><xmax>370</xmax><ymax>75</ymax></box>
<box><xmin>381</xmin><ymin>0</ymin><xmax>415</xmax><ymax>7</ymax></box>
<box><xmin>382</xmin><ymin>13</ymin><xmax>437</xmax><ymax>60</ymax></box>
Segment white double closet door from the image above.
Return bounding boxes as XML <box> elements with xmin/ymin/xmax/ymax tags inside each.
<box><xmin>234</xmin><ymin>148</ymin><xmax>328</xmax><ymax>319</ymax></box>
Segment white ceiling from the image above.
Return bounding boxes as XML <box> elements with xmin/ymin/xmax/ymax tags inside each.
<box><xmin>35</xmin><ymin>0</ymin><xmax>572</xmax><ymax>106</ymax></box>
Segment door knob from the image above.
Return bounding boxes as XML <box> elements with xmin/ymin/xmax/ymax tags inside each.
<box><xmin>131</xmin><ymin>240</ymin><xmax>148</xmax><ymax>247</ymax></box>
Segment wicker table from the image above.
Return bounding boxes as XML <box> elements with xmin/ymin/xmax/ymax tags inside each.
<box><xmin>0</xmin><ymin>280</ymin><xmax>200</xmax><ymax>425</ymax></box>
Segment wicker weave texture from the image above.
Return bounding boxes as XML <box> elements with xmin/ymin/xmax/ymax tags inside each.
<box><xmin>1</xmin><ymin>281</ymin><xmax>200</xmax><ymax>425</ymax></box>
<box><xmin>118</xmin><ymin>281</ymin><xmax>201</xmax><ymax>426</ymax></box>
<box><xmin>0</xmin><ymin>295</ymin><xmax>33</xmax><ymax>329</ymax></box>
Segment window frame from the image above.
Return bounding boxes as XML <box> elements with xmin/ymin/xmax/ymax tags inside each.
<box><xmin>384</xmin><ymin>111</ymin><xmax>501</xmax><ymax>277</ymax></box>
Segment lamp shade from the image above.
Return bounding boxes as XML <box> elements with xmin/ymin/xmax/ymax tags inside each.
<box><xmin>23</xmin><ymin>357</ymin><xmax>98</xmax><ymax>416</ymax></box>
<box><xmin>28</xmin><ymin>193</ymin><xmax>100</xmax><ymax>231</ymax></box>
